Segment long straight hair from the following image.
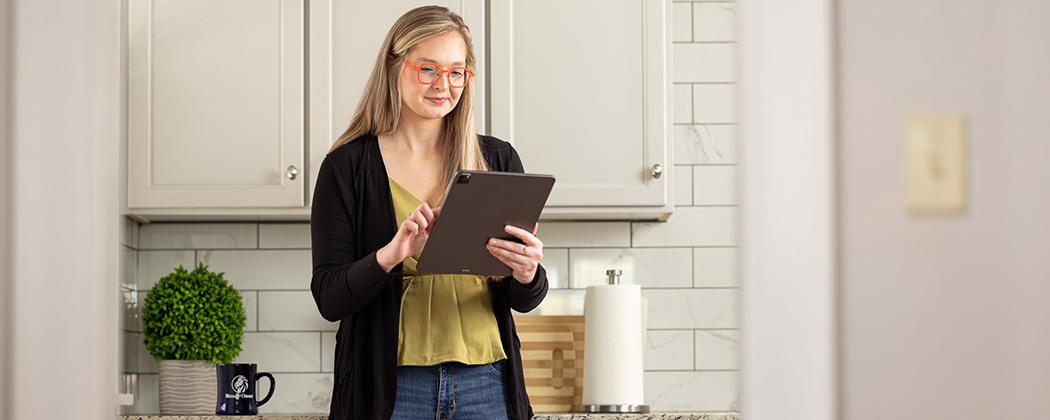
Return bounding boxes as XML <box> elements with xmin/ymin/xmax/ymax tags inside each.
<box><xmin>329</xmin><ymin>6</ymin><xmax>487</xmax><ymax>191</ymax></box>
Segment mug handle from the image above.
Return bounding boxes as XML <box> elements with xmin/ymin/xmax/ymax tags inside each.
<box><xmin>255</xmin><ymin>372</ymin><xmax>275</xmax><ymax>407</ymax></box>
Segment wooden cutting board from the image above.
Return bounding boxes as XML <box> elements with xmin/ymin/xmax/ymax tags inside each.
<box><xmin>513</xmin><ymin>315</ymin><xmax>585</xmax><ymax>413</ymax></box>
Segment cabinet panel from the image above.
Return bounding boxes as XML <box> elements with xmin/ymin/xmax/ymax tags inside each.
<box><xmin>490</xmin><ymin>0</ymin><xmax>671</xmax><ymax>209</ymax></box>
<box><xmin>128</xmin><ymin>0</ymin><xmax>304</xmax><ymax>208</ymax></box>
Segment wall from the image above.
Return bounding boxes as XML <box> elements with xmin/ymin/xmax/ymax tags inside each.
<box><xmin>123</xmin><ymin>0</ymin><xmax>739</xmax><ymax>413</ymax></box>
<box><xmin>838</xmin><ymin>1</ymin><xmax>1050</xmax><ymax>419</ymax></box>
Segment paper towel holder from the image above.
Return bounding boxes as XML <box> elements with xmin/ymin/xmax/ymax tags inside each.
<box><xmin>581</xmin><ymin>404</ymin><xmax>651</xmax><ymax>414</ymax></box>
<box><xmin>580</xmin><ymin>268</ymin><xmax>651</xmax><ymax>414</ymax></box>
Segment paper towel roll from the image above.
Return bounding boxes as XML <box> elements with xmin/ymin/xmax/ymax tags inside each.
<box><xmin>582</xmin><ymin>284</ymin><xmax>645</xmax><ymax>406</ymax></box>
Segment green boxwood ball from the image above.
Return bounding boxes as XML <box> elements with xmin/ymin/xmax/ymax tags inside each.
<box><xmin>142</xmin><ymin>263</ymin><xmax>246</xmax><ymax>364</ymax></box>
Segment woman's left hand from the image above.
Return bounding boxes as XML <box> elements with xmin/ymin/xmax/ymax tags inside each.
<box><xmin>487</xmin><ymin>223</ymin><xmax>543</xmax><ymax>285</ymax></box>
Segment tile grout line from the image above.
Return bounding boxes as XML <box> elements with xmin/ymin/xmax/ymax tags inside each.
<box><xmin>692</xmin><ymin>243</ymin><xmax>697</xmax><ymax>288</ymax></box>
<box><xmin>690</xmin><ymin>1</ymin><xmax>695</xmax><ymax>43</ymax></box>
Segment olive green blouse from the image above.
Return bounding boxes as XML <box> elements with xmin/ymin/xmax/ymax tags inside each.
<box><xmin>388</xmin><ymin>176</ymin><xmax>507</xmax><ymax>367</ymax></box>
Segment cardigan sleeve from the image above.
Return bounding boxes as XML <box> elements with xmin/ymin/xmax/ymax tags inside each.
<box><xmin>498</xmin><ymin>141</ymin><xmax>549</xmax><ymax>313</ymax></box>
<box><xmin>310</xmin><ymin>154</ymin><xmax>394</xmax><ymax>322</ymax></box>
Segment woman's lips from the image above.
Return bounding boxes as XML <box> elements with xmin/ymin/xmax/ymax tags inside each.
<box><xmin>425</xmin><ymin>97</ymin><xmax>448</xmax><ymax>105</ymax></box>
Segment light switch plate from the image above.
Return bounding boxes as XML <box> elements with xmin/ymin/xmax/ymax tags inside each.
<box><xmin>904</xmin><ymin>115</ymin><xmax>967</xmax><ymax>214</ymax></box>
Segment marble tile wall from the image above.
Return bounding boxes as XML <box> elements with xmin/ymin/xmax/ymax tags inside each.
<box><xmin>121</xmin><ymin>0</ymin><xmax>737</xmax><ymax>414</ymax></box>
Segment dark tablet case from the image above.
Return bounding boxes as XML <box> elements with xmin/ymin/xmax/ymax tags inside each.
<box><xmin>415</xmin><ymin>170</ymin><xmax>555</xmax><ymax>276</ymax></box>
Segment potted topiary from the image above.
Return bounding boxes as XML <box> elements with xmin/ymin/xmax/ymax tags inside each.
<box><xmin>142</xmin><ymin>263</ymin><xmax>246</xmax><ymax>414</ymax></box>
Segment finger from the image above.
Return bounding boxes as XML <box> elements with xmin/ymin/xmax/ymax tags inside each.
<box><xmin>487</xmin><ymin>242</ymin><xmax>535</xmax><ymax>267</ymax></box>
<box><xmin>503</xmin><ymin>225</ymin><xmax>542</xmax><ymax>248</ymax></box>
<box><xmin>419</xmin><ymin>202</ymin><xmax>435</xmax><ymax>224</ymax></box>
<box><xmin>432</xmin><ymin>206</ymin><xmax>442</xmax><ymax>219</ymax></box>
<box><xmin>403</xmin><ymin>220</ymin><xmax>419</xmax><ymax>235</ymax></box>
<box><xmin>488</xmin><ymin>247</ymin><xmax>530</xmax><ymax>272</ymax></box>
<box><xmin>410</xmin><ymin>210</ymin><xmax>428</xmax><ymax>231</ymax></box>
<box><xmin>488</xmin><ymin>238</ymin><xmax>542</xmax><ymax>260</ymax></box>
<box><xmin>532</xmin><ymin>223</ymin><xmax>539</xmax><ymax>235</ymax></box>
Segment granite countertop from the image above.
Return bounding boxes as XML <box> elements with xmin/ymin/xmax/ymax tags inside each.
<box><xmin>120</xmin><ymin>413</ymin><xmax>739</xmax><ymax>420</ymax></box>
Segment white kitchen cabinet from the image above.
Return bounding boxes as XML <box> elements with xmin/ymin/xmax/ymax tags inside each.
<box><xmin>125</xmin><ymin>0</ymin><xmax>484</xmax><ymax>219</ymax></box>
<box><xmin>125</xmin><ymin>0</ymin><xmax>670</xmax><ymax>221</ymax></box>
<box><xmin>489</xmin><ymin>0</ymin><xmax>673</xmax><ymax>220</ymax></box>
<box><xmin>127</xmin><ymin>0</ymin><xmax>306</xmax><ymax>210</ymax></box>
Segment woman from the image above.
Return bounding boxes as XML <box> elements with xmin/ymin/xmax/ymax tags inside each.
<box><xmin>310</xmin><ymin>5</ymin><xmax>548</xmax><ymax>420</ymax></box>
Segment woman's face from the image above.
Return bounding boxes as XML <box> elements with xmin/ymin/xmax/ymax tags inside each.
<box><xmin>399</xmin><ymin>31</ymin><xmax>470</xmax><ymax>121</ymax></box>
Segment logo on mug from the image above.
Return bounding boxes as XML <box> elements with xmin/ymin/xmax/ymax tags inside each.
<box><xmin>232</xmin><ymin>375</ymin><xmax>249</xmax><ymax>394</ymax></box>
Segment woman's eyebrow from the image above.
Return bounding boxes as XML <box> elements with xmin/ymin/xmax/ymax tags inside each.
<box><xmin>417</xmin><ymin>56</ymin><xmax>466</xmax><ymax>66</ymax></box>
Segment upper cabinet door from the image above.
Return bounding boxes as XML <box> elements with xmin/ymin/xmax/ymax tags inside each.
<box><xmin>489</xmin><ymin>0</ymin><xmax>671</xmax><ymax>208</ymax></box>
<box><xmin>128</xmin><ymin>0</ymin><xmax>305</xmax><ymax>208</ymax></box>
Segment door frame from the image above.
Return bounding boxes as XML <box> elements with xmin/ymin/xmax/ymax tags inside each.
<box><xmin>738</xmin><ymin>0</ymin><xmax>839</xmax><ymax>419</ymax></box>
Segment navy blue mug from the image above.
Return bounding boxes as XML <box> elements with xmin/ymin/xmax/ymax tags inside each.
<box><xmin>215</xmin><ymin>363</ymin><xmax>275</xmax><ymax>415</ymax></box>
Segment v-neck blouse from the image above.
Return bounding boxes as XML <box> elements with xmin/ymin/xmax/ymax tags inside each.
<box><xmin>388</xmin><ymin>176</ymin><xmax>507</xmax><ymax>367</ymax></box>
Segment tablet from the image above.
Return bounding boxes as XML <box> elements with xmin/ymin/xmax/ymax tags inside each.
<box><xmin>416</xmin><ymin>170</ymin><xmax>556</xmax><ymax>276</ymax></box>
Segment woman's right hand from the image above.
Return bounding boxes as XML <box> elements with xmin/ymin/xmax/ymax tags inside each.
<box><xmin>376</xmin><ymin>202</ymin><xmax>440</xmax><ymax>272</ymax></box>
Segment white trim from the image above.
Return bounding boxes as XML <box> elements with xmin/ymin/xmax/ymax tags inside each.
<box><xmin>8</xmin><ymin>0</ymin><xmax>120</xmax><ymax>418</ymax></box>
<box><xmin>738</xmin><ymin>0</ymin><xmax>838</xmax><ymax>419</ymax></box>
<box><xmin>0</xmin><ymin>0</ymin><xmax>10</xmax><ymax>415</ymax></box>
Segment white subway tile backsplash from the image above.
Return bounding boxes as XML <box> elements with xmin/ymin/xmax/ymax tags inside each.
<box><xmin>675</xmin><ymin>165</ymin><xmax>693</xmax><ymax>206</ymax></box>
<box><xmin>694</xmin><ymin>247</ymin><xmax>737</xmax><ymax>287</ymax></box>
<box><xmin>259</xmin><ymin>223</ymin><xmax>311</xmax><ymax>249</ymax></box>
<box><xmin>122</xmin><ymin>217</ymin><xmax>140</xmax><ymax>248</ymax></box>
<box><xmin>645</xmin><ymin>330</ymin><xmax>695</xmax><ymax>370</ymax></box>
<box><xmin>695</xmin><ymin>330</ymin><xmax>738</xmax><ymax>370</ymax></box>
<box><xmin>139</xmin><ymin>223</ymin><xmax>257</xmax><ymax>249</ymax></box>
<box><xmin>570</xmin><ymin>248</ymin><xmax>693</xmax><ymax>289</ymax></box>
<box><xmin>693</xmin><ymin>165</ymin><xmax>736</xmax><ymax>205</ymax></box>
<box><xmin>235</xmin><ymin>332</ymin><xmax>322</xmax><ymax>373</ymax></box>
<box><xmin>199</xmin><ymin>250</ymin><xmax>312</xmax><ymax>290</ymax></box>
<box><xmin>644</xmin><ymin>371</ymin><xmax>739</xmax><ymax>411</ymax></box>
<box><xmin>632</xmin><ymin>207</ymin><xmax>736</xmax><ymax>247</ymax></box>
<box><xmin>674</xmin><ymin>84</ymin><xmax>693</xmax><ymax>124</ymax></box>
<box><xmin>693</xmin><ymin>3</ymin><xmax>735</xmax><ymax>42</ymax></box>
<box><xmin>256</xmin><ymin>373</ymin><xmax>334</xmax><ymax>414</ymax></box>
<box><xmin>258</xmin><ymin>291</ymin><xmax>337</xmax><ymax>332</ymax></box>
<box><xmin>321</xmin><ymin>332</ymin><xmax>336</xmax><ymax>372</ymax></box>
<box><xmin>673</xmin><ymin>2</ymin><xmax>693</xmax><ymax>42</ymax></box>
<box><xmin>674</xmin><ymin>124</ymin><xmax>737</xmax><ymax>165</ymax></box>
<box><xmin>541</xmin><ymin>248</ymin><xmax>569</xmax><ymax>289</ymax></box>
<box><xmin>643</xmin><ymin>289</ymin><xmax>737</xmax><ymax>329</ymax></box>
<box><xmin>121</xmin><ymin>246</ymin><xmax>138</xmax><ymax>289</ymax></box>
<box><xmin>137</xmin><ymin>250</ymin><xmax>195</xmax><ymax>290</ymax></box>
<box><xmin>126</xmin><ymin>333</ymin><xmax>157</xmax><ymax>374</ymax></box>
<box><xmin>128</xmin><ymin>373</ymin><xmax>159</xmax><ymax>415</ymax></box>
<box><xmin>242</xmin><ymin>291</ymin><xmax>258</xmax><ymax>332</ymax></box>
<box><xmin>693</xmin><ymin>84</ymin><xmax>736</xmax><ymax>123</ymax></box>
<box><xmin>536</xmin><ymin>222</ymin><xmax>630</xmax><ymax>248</ymax></box>
<box><xmin>674</xmin><ymin>44</ymin><xmax>734</xmax><ymax>83</ymax></box>
<box><xmin>521</xmin><ymin>289</ymin><xmax>585</xmax><ymax>316</ymax></box>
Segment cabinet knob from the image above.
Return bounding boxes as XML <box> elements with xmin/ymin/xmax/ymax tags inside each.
<box><xmin>650</xmin><ymin>163</ymin><xmax>663</xmax><ymax>179</ymax></box>
<box><xmin>286</xmin><ymin>165</ymin><xmax>299</xmax><ymax>180</ymax></box>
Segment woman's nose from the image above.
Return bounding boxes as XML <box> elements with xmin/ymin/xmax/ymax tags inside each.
<box><xmin>431</xmin><ymin>72</ymin><xmax>449</xmax><ymax>90</ymax></box>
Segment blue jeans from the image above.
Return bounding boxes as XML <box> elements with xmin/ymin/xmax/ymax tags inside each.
<box><xmin>390</xmin><ymin>360</ymin><xmax>509</xmax><ymax>420</ymax></box>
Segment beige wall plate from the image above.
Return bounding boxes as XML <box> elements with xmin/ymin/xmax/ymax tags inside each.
<box><xmin>904</xmin><ymin>115</ymin><xmax>968</xmax><ymax>214</ymax></box>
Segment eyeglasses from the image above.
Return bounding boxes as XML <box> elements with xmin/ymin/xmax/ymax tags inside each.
<box><xmin>404</xmin><ymin>62</ymin><xmax>474</xmax><ymax>88</ymax></box>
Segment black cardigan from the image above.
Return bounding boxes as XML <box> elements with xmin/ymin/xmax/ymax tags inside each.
<box><xmin>310</xmin><ymin>133</ymin><xmax>549</xmax><ymax>420</ymax></box>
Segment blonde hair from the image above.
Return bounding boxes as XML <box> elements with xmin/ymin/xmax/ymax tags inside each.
<box><xmin>329</xmin><ymin>5</ymin><xmax>487</xmax><ymax>190</ymax></box>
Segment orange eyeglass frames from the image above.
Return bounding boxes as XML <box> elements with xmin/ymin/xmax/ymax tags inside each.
<box><xmin>404</xmin><ymin>62</ymin><xmax>475</xmax><ymax>88</ymax></box>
